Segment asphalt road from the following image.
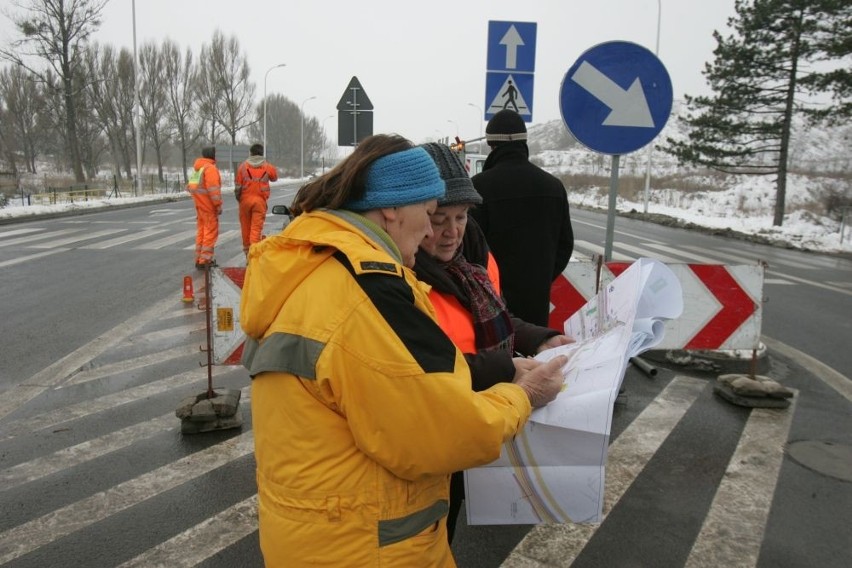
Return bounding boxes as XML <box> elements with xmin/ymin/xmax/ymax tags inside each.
<box><xmin>0</xmin><ymin>191</ymin><xmax>849</xmax><ymax>567</ymax></box>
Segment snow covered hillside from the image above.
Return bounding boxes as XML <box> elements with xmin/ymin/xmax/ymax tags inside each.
<box><xmin>526</xmin><ymin>105</ymin><xmax>852</xmax><ymax>254</ymax></box>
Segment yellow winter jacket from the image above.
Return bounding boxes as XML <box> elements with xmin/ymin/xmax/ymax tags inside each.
<box><xmin>241</xmin><ymin>209</ymin><xmax>532</xmax><ymax>567</ymax></box>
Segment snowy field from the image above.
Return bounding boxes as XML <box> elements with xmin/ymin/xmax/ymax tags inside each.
<box><xmin>1</xmin><ymin>173</ymin><xmax>849</xmax><ymax>255</ymax></box>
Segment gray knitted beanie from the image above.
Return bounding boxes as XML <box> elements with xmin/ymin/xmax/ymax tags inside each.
<box><xmin>419</xmin><ymin>142</ymin><xmax>482</xmax><ymax>207</ymax></box>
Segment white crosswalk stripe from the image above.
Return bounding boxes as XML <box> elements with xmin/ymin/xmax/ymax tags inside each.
<box><xmin>0</xmin><ymin>299</ymin><xmax>803</xmax><ymax>567</ymax></box>
<box><xmin>0</xmin><ymin>211</ymin><xmax>842</xmax><ymax>566</ymax></box>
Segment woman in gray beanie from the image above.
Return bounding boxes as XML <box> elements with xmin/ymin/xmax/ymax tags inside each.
<box><xmin>415</xmin><ymin>142</ymin><xmax>574</xmax><ymax>544</ymax></box>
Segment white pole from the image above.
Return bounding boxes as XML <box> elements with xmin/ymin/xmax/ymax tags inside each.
<box><xmin>322</xmin><ymin>114</ymin><xmax>334</xmax><ymax>172</ymax></box>
<box><xmin>643</xmin><ymin>0</ymin><xmax>662</xmax><ymax>215</ymax></box>
<box><xmin>467</xmin><ymin>102</ymin><xmax>483</xmax><ymax>141</ymax></box>
<box><xmin>300</xmin><ymin>96</ymin><xmax>317</xmax><ymax>179</ymax></box>
<box><xmin>132</xmin><ymin>0</ymin><xmax>142</xmax><ymax>196</ymax></box>
<box><xmin>447</xmin><ymin>119</ymin><xmax>458</xmax><ymax>137</ymax></box>
<box><xmin>263</xmin><ymin>63</ymin><xmax>286</xmax><ymax>158</ymax></box>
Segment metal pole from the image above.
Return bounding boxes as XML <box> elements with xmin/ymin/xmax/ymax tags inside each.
<box><xmin>132</xmin><ymin>0</ymin><xmax>142</xmax><ymax>197</ymax></box>
<box><xmin>322</xmin><ymin>114</ymin><xmax>334</xmax><ymax>172</ymax></box>
<box><xmin>263</xmin><ymin>63</ymin><xmax>286</xmax><ymax>158</ymax></box>
<box><xmin>300</xmin><ymin>96</ymin><xmax>316</xmax><ymax>179</ymax></box>
<box><xmin>467</xmin><ymin>102</ymin><xmax>483</xmax><ymax>142</ymax></box>
<box><xmin>447</xmin><ymin>119</ymin><xmax>458</xmax><ymax>137</ymax></box>
<box><xmin>350</xmin><ymin>87</ymin><xmax>359</xmax><ymax>147</ymax></box>
<box><xmin>642</xmin><ymin>0</ymin><xmax>662</xmax><ymax>214</ymax></box>
<box><xmin>604</xmin><ymin>155</ymin><xmax>621</xmax><ymax>261</ymax></box>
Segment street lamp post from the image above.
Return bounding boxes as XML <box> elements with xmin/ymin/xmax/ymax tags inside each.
<box><xmin>447</xmin><ymin>119</ymin><xmax>458</xmax><ymax>137</ymax></box>
<box><xmin>132</xmin><ymin>0</ymin><xmax>142</xmax><ymax>196</ymax></box>
<box><xmin>643</xmin><ymin>0</ymin><xmax>662</xmax><ymax>214</ymax></box>
<box><xmin>467</xmin><ymin>102</ymin><xmax>483</xmax><ymax>152</ymax></box>
<box><xmin>322</xmin><ymin>114</ymin><xmax>334</xmax><ymax>173</ymax></box>
<box><xmin>263</xmin><ymin>63</ymin><xmax>286</xmax><ymax>158</ymax></box>
<box><xmin>301</xmin><ymin>96</ymin><xmax>317</xmax><ymax>179</ymax></box>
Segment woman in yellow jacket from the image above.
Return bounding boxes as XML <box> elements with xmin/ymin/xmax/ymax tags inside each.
<box><xmin>414</xmin><ymin>142</ymin><xmax>574</xmax><ymax>542</ymax></box>
<box><xmin>240</xmin><ymin>134</ymin><xmax>567</xmax><ymax>567</ymax></box>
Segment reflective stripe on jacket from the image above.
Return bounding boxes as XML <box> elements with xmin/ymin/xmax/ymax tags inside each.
<box><xmin>235</xmin><ymin>156</ymin><xmax>277</xmax><ymax>199</ymax></box>
<box><xmin>240</xmin><ymin>209</ymin><xmax>531</xmax><ymax>566</ymax></box>
<box><xmin>187</xmin><ymin>157</ymin><xmax>222</xmax><ymax>212</ymax></box>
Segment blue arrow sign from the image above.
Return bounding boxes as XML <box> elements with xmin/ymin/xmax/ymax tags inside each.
<box><xmin>487</xmin><ymin>21</ymin><xmax>536</xmax><ymax>73</ymax></box>
<box><xmin>560</xmin><ymin>41</ymin><xmax>672</xmax><ymax>155</ymax></box>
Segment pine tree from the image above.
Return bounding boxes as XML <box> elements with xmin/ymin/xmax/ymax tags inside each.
<box><xmin>665</xmin><ymin>0</ymin><xmax>851</xmax><ymax>226</ymax></box>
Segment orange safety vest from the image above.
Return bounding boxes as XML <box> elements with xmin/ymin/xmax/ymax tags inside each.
<box><xmin>427</xmin><ymin>252</ymin><xmax>502</xmax><ymax>354</ymax></box>
<box><xmin>187</xmin><ymin>157</ymin><xmax>222</xmax><ymax>213</ymax></box>
<box><xmin>236</xmin><ymin>160</ymin><xmax>277</xmax><ymax>199</ymax></box>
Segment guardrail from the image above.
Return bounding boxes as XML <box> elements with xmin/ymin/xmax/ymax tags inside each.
<box><xmin>4</xmin><ymin>178</ymin><xmax>185</xmax><ymax>208</ymax></box>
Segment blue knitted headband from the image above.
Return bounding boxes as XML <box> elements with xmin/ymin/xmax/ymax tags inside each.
<box><xmin>344</xmin><ymin>147</ymin><xmax>446</xmax><ymax>211</ymax></box>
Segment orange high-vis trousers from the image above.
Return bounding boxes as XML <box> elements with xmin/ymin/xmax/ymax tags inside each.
<box><xmin>239</xmin><ymin>193</ymin><xmax>268</xmax><ymax>253</ymax></box>
<box><xmin>193</xmin><ymin>205</ymin><xmax>219</xmax><ymax>265</ymax></box>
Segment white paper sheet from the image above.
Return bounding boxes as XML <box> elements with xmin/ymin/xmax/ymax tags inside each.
<box><xmin>465</xmin><ymin>258</ymin><xmax>683</xmax><ymax>525</ymax></box>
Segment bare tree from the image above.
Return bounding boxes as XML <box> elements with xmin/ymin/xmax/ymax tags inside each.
<box><xmin>0</xmin><ymin>64</ymin><xmax>45</xmax><ymax>173</ymax></box>
<box><xmin>0</xmin><ymin>0</ymin><xmax>109</xmax><ymax>182</ymax></box>
<box><xmin>198</xmin><ymin>30</ymin><xmax>256</xmax><ymax>152</ymax></box>
<box><xmin>138</xmin><ymin>42</ymin><xmax>170</xmax><ymax>182</ymax></box>
<box><xmin>80</xmin><ymin>43</ymin><xmax>136</xmax><ymax>180</ymax></box>
<box><xmin>162</xmin><ymin>39</ymin><xmax>200</xmax><ymax>183</ymax></box>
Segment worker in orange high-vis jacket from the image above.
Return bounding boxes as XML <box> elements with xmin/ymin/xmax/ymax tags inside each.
<box><xmin>235</xmin><ymin>143</ymin><xmax>278</xmax><ymax>256</ymax></box>
<box><xmin>186</xmin><ymin>145</ymin><xmax>223</xmax><ymax>270</ymax></box>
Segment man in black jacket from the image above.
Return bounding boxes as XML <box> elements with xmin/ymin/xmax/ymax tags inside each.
<box><xmin>471</xmin><ymin>109</ymin><xmax>574</xmax><ymax>327</ymax></box>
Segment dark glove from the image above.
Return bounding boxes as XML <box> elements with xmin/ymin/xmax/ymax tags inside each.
<box><xmin>234</xmin><ymin>188</ymin><xmax>242</xmax><ymax>202</ymax></box>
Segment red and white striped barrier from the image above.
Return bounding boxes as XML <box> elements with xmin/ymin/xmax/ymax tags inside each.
<box><xmin>549</xmin><ymin>261</ymin><xmax>764</xmax><ymax>350</ymax></box>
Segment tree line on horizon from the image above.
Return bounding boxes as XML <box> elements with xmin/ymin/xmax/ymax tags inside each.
<box><xmin>0</xmin><ymin>0</ymin><xmax>331</xmax><ymax>186</ymax></box>
<box><xmin>1</xmin><ymin>0</ymin><xmax>850</xmax><ymax>228</ymax></box>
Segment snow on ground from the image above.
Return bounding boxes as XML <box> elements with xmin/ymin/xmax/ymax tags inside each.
<box><xmin>1</xmin><ymin>173</ymin><xmax>850</xmax><ymax>254</ymax></box>
<box><xmin>566</xmin><ymin>174</ymin><xmax>852</xmax><ymax>254</ymax></box>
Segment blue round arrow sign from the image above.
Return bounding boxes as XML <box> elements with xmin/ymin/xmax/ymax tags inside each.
<box><xmin>560</xmin><ymin>41</ymin><xmax>672</xmax><ymax>155</ymax></box>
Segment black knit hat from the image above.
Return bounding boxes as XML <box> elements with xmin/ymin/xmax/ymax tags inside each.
<box><xmin>202</xmin><ymin>146</ymin><xmax>216</xmax><ymax>160</ymax></box>
<box><xmin>485</xmin><ymin>109</ymin><xmax>527</xmax><ymax>143</ymax></box>
<box><xmin>419</xmin><ymin>142</ymin><xmax>482</xmax><ymax>206</ymax></box>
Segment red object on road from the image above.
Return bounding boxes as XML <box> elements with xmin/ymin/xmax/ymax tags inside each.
<box><xmin>182</xmin><ymin>276</ymin><xmax>194</xmax><ymax>303</ymax></box>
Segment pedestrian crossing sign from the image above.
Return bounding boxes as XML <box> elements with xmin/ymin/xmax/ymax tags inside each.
<box><xmin>485</xmin><ymin>72</ymin><xmax>534</xmax><ymax>121</ymax></box>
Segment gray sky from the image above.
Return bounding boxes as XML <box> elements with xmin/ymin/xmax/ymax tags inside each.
<box><xmin>3</xmin><ymin>0</ymin><xmax>737</xmax><ymax>145</ymax></box>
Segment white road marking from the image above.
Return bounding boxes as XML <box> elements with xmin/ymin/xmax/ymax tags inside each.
<box><xmin>61</xmin><ymin>343</ymin><xmax>201</xmax><ymax>387</ymax></box>
<box><xmin>135</xmin><ymin>229</ymin><xmax>198</xmax><ymax>249</ymax></box>
<box><xmin>0</xmin><ymin>228</ymin><xmax>80</xmax><ymax>248</ymax></box>
<box><xmin>182</xmin><ymin>229</ymin><xmax>241</xmax><ymax>249</ymax></box>
<box><xmin>0</xmin><ymin>227</ymin><xmax>45</xmax><ymax>238</ymax></box>
<box><xmin>573</xmin><ymin>240</ymin><xmax>633</xmax><ymax>261</ymax></box>
<box><xmin>762</xmin><ymin>335</ymin><xmax>852</xmax><ymax>402</ymax></box>
<box><xmin>641</xmin><ymin>241</ymin><xmax>728</xmax><ymax>264</ymax></box>
<box><xmin>0</xmin><ymin>431</ymin><xmax>254</xmax><ymax>564</ymax></box>
<box><xmin>686</xmin><ymin>394</ymin><xmax>797</xmax><ymax>567</ymax></box>
<box><xmin>502</xmin><ymin>376</ymin><xmax>706</xmax><ymax>567</ymax></box>
<box><xmin>0</xmin><ymin>293</ymin><xmax>192</xmax><ymax>422</ymax></box>
<box><xmin>0</xmin><ymin>385</ymin><xmax>252</xmax><ymax>491</ymax></box>
<box><xmin>0</xmin><ymin>247</ymin><xmax>69</xmax><ymax>267</ymax></box>
<box><xmin>117</xmin><ymin>495</ymin><xmax>259</xmax><ymax>568</ymax></box>
<box><xmin>81</xmin><ymin>228</ymin><xmax>169</xmax><ymax>249</ymax></box>
<box><xmin>29</xmin><ymin>228</ymin><xmax>128</xmax><ymax>248</ymax></box>
<box><xmin>1</xmin><ymin>367</ymin><xmax>234</xmax><ymax>441</ymax></box>
<box><xmin>0</xmin><ymin>414</ymin><xmax>176</xmax><ymax>490</ymax></box>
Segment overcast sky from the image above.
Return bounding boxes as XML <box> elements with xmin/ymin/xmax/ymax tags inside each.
<box><xmin>3</xmin><ymin>0</ymin><xmax>737</xmax><ymax>145</ymax></box>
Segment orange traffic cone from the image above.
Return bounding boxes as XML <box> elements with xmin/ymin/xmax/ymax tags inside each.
<box><xmin>182</xmin><ymin>275</ymin><xmax>194</xmax><ymax>303</ymax></box>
